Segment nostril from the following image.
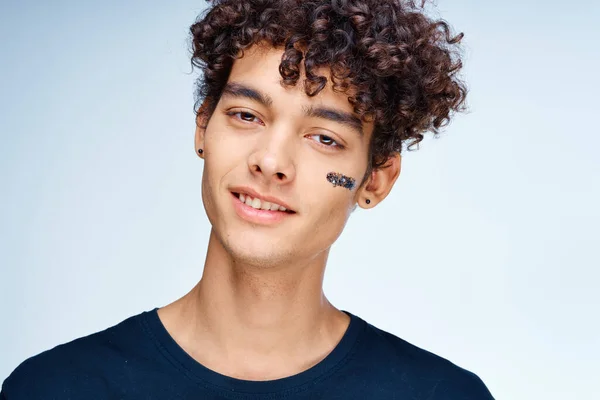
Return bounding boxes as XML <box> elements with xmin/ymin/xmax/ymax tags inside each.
<box><xmin>276</xmin><ymin>172</ymin><xmax>285</xmax><ymax>180</ymax></box>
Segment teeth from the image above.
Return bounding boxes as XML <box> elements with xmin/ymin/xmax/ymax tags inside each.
<box><xmin>238</xmin><ymin>193</ymin><xmax>288</xmax><ymax>212</ymax></box>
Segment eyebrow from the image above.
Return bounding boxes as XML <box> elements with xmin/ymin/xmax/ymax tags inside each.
<box><xmin>221</xmin><ymin>82</ymin><xmax>363</xmax><ymax>136</ymax></box>
<box><xmin>302</xmin><ymin>105</ymin><xmax>363</xmax><ymax>137</ymax></box>
<box><xmin>222</xmin><ymin>82</ymin><xmax>273</xmax><ymax>107</ymax></box>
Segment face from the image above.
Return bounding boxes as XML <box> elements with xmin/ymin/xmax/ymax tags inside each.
<box><xmin>196</xmin><ymin>45</ymin><xmax>377</xmax><ymax>268</ymax></box>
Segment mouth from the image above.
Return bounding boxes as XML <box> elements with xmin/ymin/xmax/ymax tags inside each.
<box><xmin>231</xmin><ymin>192</ymin><xmax>296</xmax><ymax>214</ymax></box>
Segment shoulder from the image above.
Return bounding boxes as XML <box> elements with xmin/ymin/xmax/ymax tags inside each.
<box><xmin>1</xmin><ymin>310</ymin><xmax>150</xmax><ymax>400</ymax></box>
<box><xmin>349</xmin><ymin>314</ymin><xmax>494</xmax><ymax>399</ymax></box>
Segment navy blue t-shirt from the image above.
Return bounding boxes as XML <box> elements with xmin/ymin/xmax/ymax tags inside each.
<box><xmin>2</xmin><ymin>309</ymin><xmax>494</xmax><ymax>399</ymax></box>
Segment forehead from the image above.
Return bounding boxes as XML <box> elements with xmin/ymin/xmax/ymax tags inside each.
<box><xmin>227</xmin><ymin>45</ymin><xmax>356</xmax><ymax>114</ymax></box>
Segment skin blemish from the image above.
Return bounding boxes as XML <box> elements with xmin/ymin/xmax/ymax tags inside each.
<box><xmin>327</xmin><ymin>172</ymin><xmax>356</xmax><ymax>191</ymax></box>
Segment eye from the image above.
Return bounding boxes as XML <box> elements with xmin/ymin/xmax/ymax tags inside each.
<box><xmin>309</xmin><ymin>134</ymin><xmax>344</xmax><ymax>149</ymax></box>
<box><xmin>227</xmin><ymin>110</ymin><xmax>263</xmax><ymax>124</ymax></box>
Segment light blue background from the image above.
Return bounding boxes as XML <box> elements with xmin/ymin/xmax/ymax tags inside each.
<box><xmin>1</xmin><ymin>1</ymin><xmax>599</xmax><ymax>399</ymax></box>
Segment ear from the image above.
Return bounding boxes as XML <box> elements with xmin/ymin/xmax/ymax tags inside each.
<box><xmin>194</xmin><ymin>100</ymin><xmax>211</xmax><ymax>158</ymax></box>
<box><xmin>357</xmin><ymin>153</ymin><xmax>401</xmax><ymax>208</ymax></box>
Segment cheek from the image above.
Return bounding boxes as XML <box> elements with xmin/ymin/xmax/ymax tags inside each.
<box><xmin>200</xmin><ymin>127</ymin><xmax>244</xmax><ymax>216</ymax></box>
<box><xmin>200</xmin><ymin>159</ymin><xmax>218</xmax><ymax>225</ymax></box>
<box><xmin>299</xmin><ymin>155</ymin><xmax>364</xmax><ymax>210</ymax></box>
<box><xmin>204</xmin><ymin>127</ymin><xmax>248</xmax><ymax>177</ymax></box>
<box><xmin>206</xmin><ymin>125</ymin><xmax>237</xmax><ymax>157</ymax></box>
<box><xmin>326</xmin><ymin>172</ymin><xmax>357</xmax><ymax>191</ymax></box>
<box><xmin>307</xmin><ymin>192</ymin><xmax>353</xmax><ymax>250</ymax></box>
<box><xmin>306</xmin><ymin>171</ymin><xmax>356</xmax><ymax>225</ymax></box>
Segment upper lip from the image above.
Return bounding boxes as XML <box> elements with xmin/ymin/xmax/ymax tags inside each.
<box><xmin>230</xmin><ymin>186</ymin><xmax>296</xmax><ymax>212</ymax></box>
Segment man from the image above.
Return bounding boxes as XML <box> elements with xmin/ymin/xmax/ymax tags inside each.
<box><xmin>2</xmin><ymin>0</ymin><xmax>494</xmax><ymax>398</ymax></box>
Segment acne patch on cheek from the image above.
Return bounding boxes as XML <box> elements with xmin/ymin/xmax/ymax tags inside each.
<box><xmin>326</xmin><ymin>172</ymin><xmax>356</xmax><ymax>191</ymax></box>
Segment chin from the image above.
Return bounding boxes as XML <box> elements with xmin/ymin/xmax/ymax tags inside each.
<box><xmin>218</xmin><ymin>229</ymin><xmax>297</xmax><ymax>268</ymax></box>
<box><xmin>229</xmin><ymin>244</ymin><xmax>295</xmax><ymax>268</ymax></box>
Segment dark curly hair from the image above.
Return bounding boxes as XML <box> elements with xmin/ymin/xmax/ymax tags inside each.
<box><xmin>190</xmin><ymin>0</ymin><xmax>466</xmax><ymax>169</ymax></box>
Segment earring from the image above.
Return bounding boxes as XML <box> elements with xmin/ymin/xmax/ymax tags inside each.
<box><xmin>197</xmin><ymin>148</ymin><xmax>203</xmax><ymax>155</ymax></box>
<box><xmin>366</xmin><ymin>199</ymin><xmax>371</xmax><ymax>205</ymax></box>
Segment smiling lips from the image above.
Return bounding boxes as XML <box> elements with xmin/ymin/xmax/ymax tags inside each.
<box><xmin>231</xmin><ymin>190</ymin><xmax>296</xmax><ymax>225</ymax></box>
<box><xmin>238</xmin><ymin>193</ymin><xmax>289</xmax><ymax>212</ymax></box>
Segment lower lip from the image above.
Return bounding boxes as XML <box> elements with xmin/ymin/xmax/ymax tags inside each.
<box><xmin>231</xmin><ymin>193</ymin><xmax>294</xmax><ymax>225</ymax></box>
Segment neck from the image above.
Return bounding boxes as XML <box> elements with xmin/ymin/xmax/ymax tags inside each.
<box><xmin>158</xmin><ymin>229</ymin><xmax>349</xmax><ymax>380</ymax></box>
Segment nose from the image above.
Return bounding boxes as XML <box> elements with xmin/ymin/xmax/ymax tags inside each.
<box><xmin>247</xmin><ymin>130</ymin><xmax>296</xmax><ymax>185</ymax></box>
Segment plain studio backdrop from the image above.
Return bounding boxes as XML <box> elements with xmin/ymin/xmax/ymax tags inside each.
<box><xmin>1</xmin><ymin>1</ymin><xmax>598</xmax><ymax>399</ymax></box>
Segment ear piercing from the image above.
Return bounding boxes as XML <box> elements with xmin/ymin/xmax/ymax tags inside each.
<box><xmin>197</xmin><ymin>148</ymin><xmax>203</xmax><ymax>155</ymax></box>
<box><xmin>366</xmin><ymin>199</ymin><xmax>371</xmax><ymax>204</ymax></box>
<box><xmin>326</xmin><ymin>172</ymin><xmax>356</xmax><ymax>190</ymax></box>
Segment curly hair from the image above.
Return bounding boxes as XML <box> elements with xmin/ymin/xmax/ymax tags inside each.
<box><xmin>190</xmin><ymin>0</ymin><xmax>466</xmax><ymax>169</ymax></box>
